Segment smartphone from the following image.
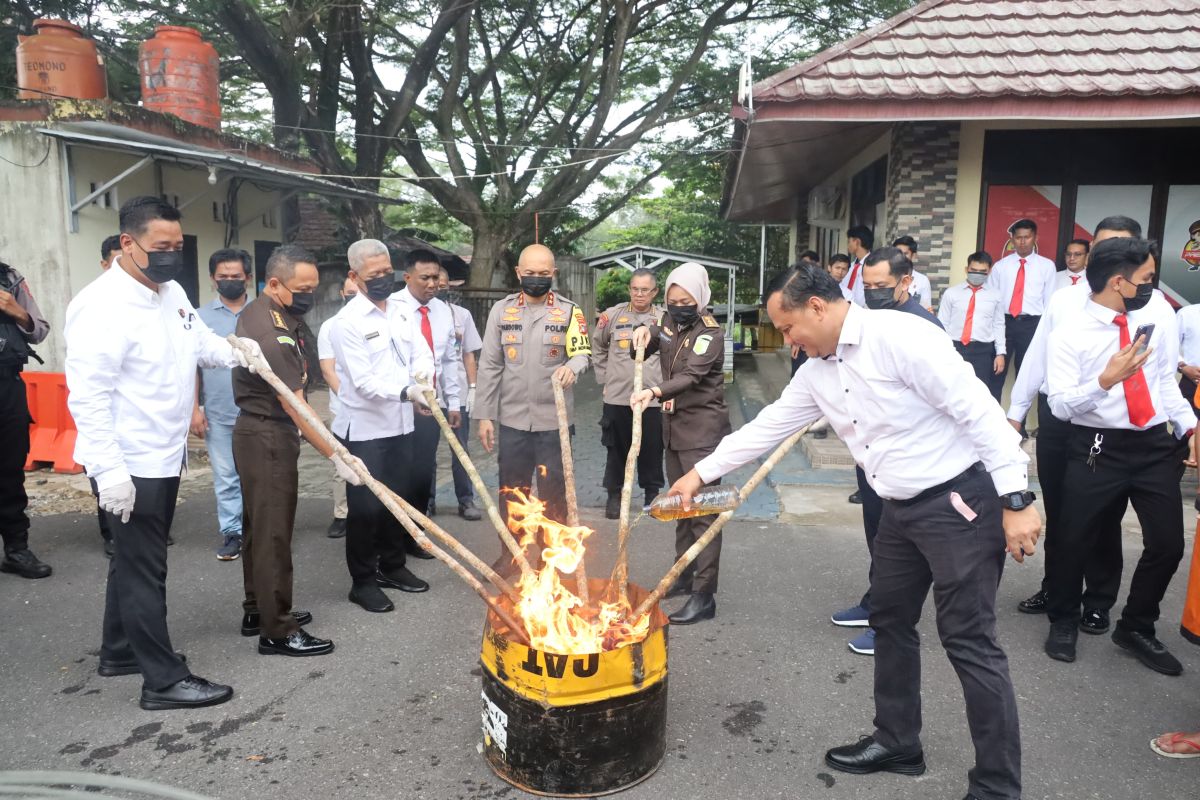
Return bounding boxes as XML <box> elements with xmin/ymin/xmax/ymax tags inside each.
<box><xmin>1133</xmin><ymin>323</ymin><xmax>1155</xmax><ymax>354</ymax></box>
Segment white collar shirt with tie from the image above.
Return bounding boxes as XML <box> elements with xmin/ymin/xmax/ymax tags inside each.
<box><xmin>392</xmin><ymin>286</ymin><xmax>462</xmax><ymax>409</ymax></box>
<box><xmin>1176</xmin><ymin>304</ymin><xmax>1200</xmax><ymax>368</ymax></box>
<box><xmin>937</xmin><ymin>282</ymin><xmax>1006</xmax><ymax>355</ymax></box>
<box><xmin>1055</xmin><ymin>268</ymin><xmax>1087</xmax><ymax>292</ymax></box>
<box><xmin>839</xmin><ymin>254</ymin><xmax>869</xmax><ymax>307</ymax></box>
<box><xmin>987</xmin><ymin>251</ymin><xmax>1057</xmax><ymax>317</ymax></box>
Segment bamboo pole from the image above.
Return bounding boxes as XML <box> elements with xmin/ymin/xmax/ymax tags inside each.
<box><xmin>632</xmin><ymin>420</ymin><xmax>819</xmax><ymax>619</ymax></box>
<box><xmin>416</xmin><ymin>388</ymin><xmax>534</xmax><ymax>580</ymax></box>
<box><xmin>551</xmin><ymin>379</ymin><xmax>588</xmax><ymax>604</ymax></box>
<box><xmin>227</xmin><ymin>335</ymin><xmax>528</xmax><ymax>641</ymax></box>
<box><xmin>609</xmin><ymin>345</ymin><xmax>646</xmax><ymax>606</ymax></box>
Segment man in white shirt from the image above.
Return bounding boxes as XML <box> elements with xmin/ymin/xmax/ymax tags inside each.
<box><xmin>1057</xmin><ymin>238</ymin><xmax>1090</xmax><ymax>291</ymax></box>
<box><xmin>1045</xmin><ymin>237</ymin><xmax>1198</xmax><ymax>675</ymax></box>
<box><xmin>988</xmin><ymin>218</ymin><xmax>1057</xmax><ymax>386</ymax></box>
<box><xmin>330</xmin><ymin>239</ymin><xmax>436</xmax><ymax>613</ymax></box>
<box><xmin>938</xmin><ymin>250</ymin><xmax>1006</xmax><ymax>401</ymax></box>
<box><xmin>669</xmin><ymin>262</ymin><xmax>1038</xmax><ymax>800</ymax></box>
<box><xmin>393</xmin><ymin>249</ymin><xmax>461</xmax><ymax>547</ymax></box>
<box><xmin>839</xmin><ymin>226</ymin><xmax>873</xmax><ymax>307</ymax></box>
<box><xmin>1176</xmin><ymin>300</ymin><xmax>1200</xmax><ymax>418</ymax></box>
<box><xmin>891</xmin><ymin>235</ymin><xmax>934</xmax><ymax>310</ymax></box>
<box><xmin>435</xmin><ymin>268</ymin><xmax>484</xmax><ymax>520</ymax></box>
<box><xmin>317</xmin><ymin>277</ymin><xmax>357</xmax><ymax>539</ymax></box>
<box><xmin>65</xmin><ymin>196</ymin><xmax>261</xmax><ymax>710</ymax></box>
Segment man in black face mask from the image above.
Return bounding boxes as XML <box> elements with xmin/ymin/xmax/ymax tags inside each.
<box><xmin>196</xmin><ymin>248</ymin><xmax>252</xmax><ymax>562</ymax></box>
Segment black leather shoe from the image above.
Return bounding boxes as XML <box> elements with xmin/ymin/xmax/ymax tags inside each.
<box><xmin>669</xmin><ymin>592</ymin><xmax>715</xmax><ymax>625</ymax></box>
<box><xmin>848</xmin><ymin>491</ymin><xmax>862</xmax><ymax>505</ymax></box>
<box><xmin>103</xmin><ymin>539</ymin><xmax>115</xmax><ymax>558</ymax></box>
<box><xmin>0</xmin><ymin>548</ymin><xmax>52</xmax><ymax>579</ymax></box>
<box><xmin>1112</xmin><ymin>627</ymin><xmax>1183</xmax><ymax>676</ymax></box>
<box><xmin>1045</xmin><ymin>621</ymin><xmax>1077</xmax><ymax>662</ymax></box>
<box><xmin>326</xmin><ymin>518</ymin><xmax>347</xmax><ymax>539</ymax></box>
<box><xmin>1018</xmin><ymin>589</ymin><xmax>1048</xmax><ymax>614</ymax></box>
<box><xmin>664</xmin><ymin>577</ymin><xmax>692</xmax><ymax>599</ymax></box>
<box><xmin>241</xmin><ymin>609</ymin><xmax>314</xmax><ymax>637</ymax></box>
<box><xmin>1079</xmin><ymin>608</ymin><xmax>1110</xmax><ymax>635</ymax></box>
<box><xmin>258</xmin><ymin>629</ymin><xmax>334</xmax><ymax>657</ymax></box>
<box><xmin>139</xmin><ymin>675</ymin><xmax>233</xmax><ymax>711</ymax></box>
<box><xmin>405</xmin><ymin>539</ymin><xmax>436</xmax><ymax>560</ymax></box>
<box><xmin>349</xmin><ymin>582</ymin><xmax>394</xmax><ymax>612</ymax></box>
<box><xmin>98</xmin><ymin>652</ymin><xmax>186</xmax><ymax>677</ymax></box>
<box><xmin>605</xmin><ymin>493</ymin><xmax>621</xmax><ymax>520</ymax></box>
<box><xmin>459</xmin><ymin>501</ymin><xmax>482</xmax><ymax>521</ymax></box>
<box><xmin>824</xmin><ymin>736</ymin><xmax>925</xmax><ymax>776</ymax></box>
<box><xmin>377</xmin><ymin>567</ymin><xmax>430</xmax><ymax>593</ymax></box>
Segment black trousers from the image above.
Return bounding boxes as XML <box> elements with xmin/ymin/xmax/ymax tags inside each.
<box><xmin>1048</xmin><ymin>424</ymin><xmax>1187</xmax><ymax>636</ymax></box>
<box><xmin>1180</xmin><ymin>376</ymin><xmax>1200</xmax><ymax>420</ymax></box>
<box><xmin>344</xmin><ymin>433</ymin><xmax>411</xmax><ymax>583</ymax></box>
<box><xmin>600</xmin><ymin>403</ymin><xmax>665</xmax><ymax>495</ymax></box>
<box><xmin>411</xmin><ymin>410</ymin><xmax>441</xmax><ymax>515</ymax></box>
<box><xmin>954</xmin><ymin>340</ymin><xmax>1003</xmax><ymax>402</ymax></box>
<box><xmin>666</xmin><ymin>446</ymin><xmax>722</xmax><ymax>594</ymax></box>
<box><xmin>1034</xmin><ymin>394</ymin><xmax>1123</xmax><ymax>608</ymax></box>
<box><xmin>233</xmin><ymin>415</ymin><xmax>301</xmax><ymax>639</ymax></box>
<box><xmin>855</xmin><ymin>466</ymin><xmax>884</xmax><ymax>611</ymax></box>
<box><xmin>89</xmin><ymin>477</ymin><xmax>112</xmax><ymax>543</ymax></box>
<box><xmin>1002</xmin><ymin>314</ymin><xmax>1040</xmax><ymax>382</ymax></box>
<box><xmin>496</xmin><ymin>425</ymin><xmax>568</xmax><ymax>569</ymax></box>
<box><xmin>430</xmin><ymin>407</ymin><xmax>475</xmax><ymax>505</ymax></box>
<box><xmin>872</xmin><ymin>467</ymin><xmax>1020</xmax><ymax>800</ymax></box>
<box><xmin>0</xmin><ymin>372</ymin><xmax>32</xmax><ymax>551</ymax></box>
<box><xmin>100</xmin><ymin>475</ymin><xmax>190</xmax><ymax>691</ymax></box>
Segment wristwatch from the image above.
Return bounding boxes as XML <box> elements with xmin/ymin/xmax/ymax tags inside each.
<box><xmin>999</xmin><ymin>490</ymin><xmax>1036</xmax><ymax>511</ymax></box>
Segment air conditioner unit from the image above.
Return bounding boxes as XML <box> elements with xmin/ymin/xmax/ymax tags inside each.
<box><xmin>807</xmin><ymin>184</ymin><xmax>844</xmax><ymax>224</ymax></box>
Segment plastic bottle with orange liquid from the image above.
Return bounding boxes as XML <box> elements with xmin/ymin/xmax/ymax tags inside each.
<box><xmin>646</xmin><ymin>487</ymin><xmax>741</xmax><ymax>521</ymax></box>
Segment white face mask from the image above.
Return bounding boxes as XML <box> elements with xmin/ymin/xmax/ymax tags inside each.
<box><xmin>966</xmin><ymin>271</ymin><xmax>988</xmax><ymax>287</ymax></box>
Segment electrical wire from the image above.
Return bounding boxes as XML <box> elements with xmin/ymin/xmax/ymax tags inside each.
<box><xmin>0</xmin><ymin>138</ymin><xmax>52</xmax><ymax>168</ymax></box>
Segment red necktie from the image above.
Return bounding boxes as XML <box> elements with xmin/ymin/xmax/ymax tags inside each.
<box><xmin>1008</xmin><ymin>258</ymin><xmax>1026</xmax><ymax>316</ymax></box>
<box><xmin>419</xmin><ymin>305</ymin><xmax>436</xmax><ymax>384</ymax></box>
<box><xmin>961</xmin><ymin>286</ymin><xmax>980</xmax><ymax>346</ymax></box>
<box><xmin>1113</xmin><ymin>313</ymin><xmax>1155</xmax><ymax>427</ymax></box>
<box><xmin>847</xmin><ymin>260</ymin><xmax>860</xmax><ymax>290</ymax></box>
<box><xmin>1070</xmin><ymin>275</ymin><xmax>1080</xmax><ymax>285</ymax></box>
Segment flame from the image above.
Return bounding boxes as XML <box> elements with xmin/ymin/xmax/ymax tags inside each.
<box><xmin>505</xmin><ymin>488</ymin><xmax>650</xmax><ymax>654</ymax></box>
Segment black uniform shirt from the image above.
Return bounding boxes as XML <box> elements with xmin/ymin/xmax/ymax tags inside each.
<box><xmin>645</xmin><ymin>312</ymin><xmax>731</xmax><ymax>451</ymax></box>
<box><xmin>233</xmin><ymin>295</ymin><xmax>307</xmax><ymax>420</ymax></box>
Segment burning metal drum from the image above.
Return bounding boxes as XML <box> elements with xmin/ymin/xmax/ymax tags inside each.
<box><xmin>479</xmin><ymin>579</ymin><xmax>669</xmax><ymax>796</ymax></box>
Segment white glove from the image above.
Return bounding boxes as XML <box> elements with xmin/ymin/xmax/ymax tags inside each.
<box><xmin>332</xmin><ymin>454</ymin><xmax>366</xmax><ymax>487</ymax></box>
<box><xmin>406</xmin><ymin>384</ymin><xmax>433</xmax><ymax>409</ymax></box>
<box><xmin>232</xmin><ymin>337</ymin><xmax>264</xmax><ymax>372</ymax></box>
<box><xmin>99</xmin><ymin>480</ymin><xmax>137</xmax><ymax>524</ymax></box>
<box><xmin>466</xmin><ymin>386</ymin><xmax>476</xmax><ymax>414</ymax></box>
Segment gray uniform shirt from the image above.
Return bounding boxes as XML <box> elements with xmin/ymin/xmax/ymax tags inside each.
<box><xmin>593</xmin><ymin>302</ymin><xmax>661</xmax><ymax>406</ymax></box>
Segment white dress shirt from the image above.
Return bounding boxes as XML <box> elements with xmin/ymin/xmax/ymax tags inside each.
<box><xmin>449</xmin><ymin>303</ymin><xmax>483</xmax><ymax>405</ymax></box>
<box><xmin>1055</xmin><ymin>268</ymin><xmax>1088</xmax><ymax>292</ymax></box>
<box><xmin>937</xmin><ymin>282</ymin><xmax>1006</xmax><ymax>354</ymax></box>
<box><xmin>317</xmin><ymin>316</ymin><xmax>341</xmax><ymax>420</ymax></box>
<box><xmin>65</xmin><ymin>258</ymin><xmax>237</xmax><ymax>490</ymax></box>
<box><xmin>910</xmin><ymin>270</ymin><xmax>933</xmax><ymax>308</ymax></box>
<box><xmin>988</xmin><ymin>251</ymin><xmax>1057</xmax><ymax>317</ymax></box>
<box><xmin>1177</xmin><ymin>304</ymin><xmax>1200</xmax><ymax>368</ymax></box>
<box><xmin>839</xmin><ymin>254</ymin><xmax>868</xmax><ymax>307</ymax></box>
<box><xmin>695</xmin><ymin>304</ymin><xmax>1029</xmax><ymax>499</ymax></box>
<box><xmin>328</xmin><ymin>294</ymin><xmax>435</xmax><ymax>441</ymax></box>
<box><xmin>1047</xmin><ymin>299</ymin><xmax>1195</xmax><ymax>434</ymax></box>
<box><xmin>1007</xmin><ymin>284</ymin><xmax>1176</xmax><ymax>423</ymax></box>
<box><xmin>392</xmin><ymin>287</ymin><xmax>461</xmax><ymax>409</ymax></box>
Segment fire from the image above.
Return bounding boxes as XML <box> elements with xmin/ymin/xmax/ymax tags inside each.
<box><xmin>505</xmin><ymin>488</ymin><xmax>649</xmax><ymax>654</ymax></box>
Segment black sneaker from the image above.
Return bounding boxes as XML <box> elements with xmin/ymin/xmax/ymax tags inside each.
<box><xmin>216</xmin><ymin>535</ymin><xmax>242</xmax><ymax>561</ymax></box>
<box><xmin>1045</xmin><ymin>621</ymin><xmax>1078</xmax><ymax>663</ymax></box>
<box><xmin>1112</xmin><ymin>627</ymin><xmax>1183</xmax><ymax>676</ymax></box>
<box><xmin>0</xmin><ymin>548</ymin><xmax>52</xmax><ymax>579</ymax></box>
<box><xmin>1018</xmin><ymin>589</ymin><xmax>1048</xmax><ymax>614</ymax></box>
<box><xmin>326</xmin><ymin>518</ymin><xmax>347</xmax><ymax>539</ymax></box>
<box><xmin>605</xmin><ymin>493</ymin><xmax>621</xmax><ymax>520</ymax></box>
<box><xmin>458</xmin><ymin>501</ymin><xmax>482</xmax><ymax>521</ymax></box>
<box><xmin>349</xmin><ymin>582</ymin><xmax>394</xmax><ymax>613</ymax></box>
<box><xmin>139</xmin><ymin>675</ymin><xmax>233</xmax><ymax>711</ymax></box>
<box><xmin>1079</xmin><ymin>608</ymin><xmax>1110</xmax><ymax>635</ymax></box>
<box><xmin>848</xmin><ymin>491</ymin><xmax>862</xmax><ymax>505</ymax></box>
<box><xmin>377</xmin><ymin>567</ymin><xmax>429</xmax><ymax>593</ymax></box>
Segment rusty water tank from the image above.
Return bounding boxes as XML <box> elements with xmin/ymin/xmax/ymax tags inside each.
<box><xmin>16</xmin><ymin>19</ymin><xmax>107</xmax><ymax>101</ymax></box>
<box><xmin>138</xmin><ymin>26</ymin><xmax>221</xmax><ymax>130</ymax></box>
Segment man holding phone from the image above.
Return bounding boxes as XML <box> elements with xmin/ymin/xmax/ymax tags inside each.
<box><xmin>1044</xmin><ymin>237</ymin><xmax>1198</xmax><ymax>674</ymax></box>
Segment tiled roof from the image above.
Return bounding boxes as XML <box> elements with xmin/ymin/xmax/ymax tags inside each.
<box><xmin>755</xmin><ymin>0</ymin><xmax>1200</xmax><ymax>104</ymax></box>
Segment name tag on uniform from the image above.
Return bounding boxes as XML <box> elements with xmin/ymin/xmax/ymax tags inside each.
<box><xmin>662</xmin><ymin>398</ymin><xmax>675</xmax><ymax>414</ymax></box>
<box><xmin>365</xmin><ymin>331</ymin><xmax>380</xmax><ymax>340</ymax></box>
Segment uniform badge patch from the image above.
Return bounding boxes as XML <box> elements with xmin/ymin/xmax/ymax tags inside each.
<box><xmin>277</xmin><ymin>335</ymin><xmax>296</xmax><ymax>346</ymax></box>
<box><xmin>617</xmin><ymin>316</ymin><xmax>629</xmax><ymax>324</ymax></box>
<box><xmin>506</xmin><ymin>347</ymin><xmax>519</xmax><ymax>361</ymax></box>
<box><xmin>551</xmin><ymin>335</ymin><xmax>561</xmax><ymax>344</ymax></box>
<box><xmin>618</xmin><ymin>339</ymin><xmax>630</xmax><ymax>349</ymax></box>
<box><xmin>693</xmin><ymin>334</ymin><xmax>713</xmax><ymax>355</ymax></box>
<box><xmin>548</xmin><ymin>348</ymin><xmax>560</xmax><ymax>358</ymax></box>
<box><xmin>597</xmin><ymin>313</ymin><xmax>609</xmax><ymax>328</ymax></box>
<box><xmin>271</xmin><ymin>310</ymin><xmax>287</xmax><ymax>330</ymax></box>
<box><xmin>701</xmin><ymin>314</ymin><xmax>718</xmax><ymax>328</ymax></box>
<box><xmin>504</xmin><ymin>333</ymin><xmax>518</xmax><ymax>343</ymax></box>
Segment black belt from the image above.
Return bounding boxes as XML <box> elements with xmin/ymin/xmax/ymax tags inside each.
<box><xmin>891</xmin><ymin>462</ymin><xmax>986</xmax><ymax>507</ymax></box>
<box><xmin>1004</xmin><ymin>314</ymin><xmax>1040</xmax><ymax>321</ymax></box>
<box><xmin>239</xmin><ymin>410</ymin><xmax>295</xmax><ymax>426</ymax></box>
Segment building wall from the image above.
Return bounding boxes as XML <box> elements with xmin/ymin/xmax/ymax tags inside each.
<box><xmin>796</xmin><ymin>129</ymin><xmax>892</xmax><ymax>261</ymax></box>
<box><xmin>883</xmin><ymin>122</ymin><xmax>961</xmax><ymax>304</ymax></box>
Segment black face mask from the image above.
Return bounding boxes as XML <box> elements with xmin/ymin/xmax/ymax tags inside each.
<box><xmin>1122</xmin><ymin>282</ymin><xmax>1154</xmax><ymax>312</ymax></box>
<box><xmin>667</xmin><ymin>304</ymin><xmax>699</xmax><ymax>327</ymax></box>
<box><xmin>136</xmin><ymin>246</ymin><xmax>183</xmax><ymax>284</ymax></box>
<box><xmin>342</xmin><ymin>293</ymin><xmax>357</xmax><ymax>305</ymax></box>
<box><xmin>520</xmin><ymin>276</ymin><xmax>553</xmax><ymax>297</ymax></box>
<box><xmin>284</xmin><ymin>289</ymin><xmax>314</xmax><ymax>317</ymax></box>
<box><xmin>444</xmin><ymin>289</ymin><xmax>463</xmax><ymax>306</ymax></box>
<box><xmin>364</xmin><ymin>275</ymin><xmax>395</xmax><ymax>302</ymax></box>
<box><xmin>864</xmin><ymin>286</ymin><xmax>900</xmax><ymax>310</ymax></box>
<box><xmin>216</xmin><ymin>279</ymin><xmax>246</xmax><ymax>300</ymax></box>
<box><xmin>435</xmin><ymin>289</ymin><xmax>450</xmax><ymax>303</ymax></box>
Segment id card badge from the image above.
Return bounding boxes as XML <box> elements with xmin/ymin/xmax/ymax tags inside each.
<box><xmin>662</xmin><ymin>398</ymin><xmax>675</xmax><ymax>415</ymax></box>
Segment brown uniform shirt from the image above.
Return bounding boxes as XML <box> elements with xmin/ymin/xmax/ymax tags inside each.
<box><xmin>644</xmin><ymin>312</ymin><xmax>731</xmax><ymax>452</ymax></box>
<box><xmin>233</xmin><ymin>295</ymin><xmax>307</xmax><ymax>421</ymax></box>
<box><xmin>593</xmin><ymin>302</ymin><xmax>662</xmax><ymax>406</ymax></box>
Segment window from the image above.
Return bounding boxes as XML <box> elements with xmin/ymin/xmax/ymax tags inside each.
<box><xmin>1159</xmin><ymin>186</ymin><xmax>1200</xmax><ymax>306</ymax></box>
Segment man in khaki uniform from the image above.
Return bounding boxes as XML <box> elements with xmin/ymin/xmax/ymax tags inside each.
<box><xmin>594</xmin><ymin>268</ymin><xmax>664</xmax><ymax>519</ymax></box>
<box><xmin>476</xmin><ymin>244</ymin><xmax>591</xmax><ymax>569</ymax></box>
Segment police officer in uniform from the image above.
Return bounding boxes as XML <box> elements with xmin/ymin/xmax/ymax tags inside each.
<box><xmin>0</xmin><ymin>260</ymin><xmax>51</xmax><ymax>579</ymax></box>
<box><xmin>631</xmin><ymin>262</ymin><xmax>730</xmax><ymax>625</ymax></box>
<box><xmin>233</xmin><ymin>244</ymin><xmax>362</xmax><ymax>656</ymax></box>
<box><xmin>476</xmin><ymin>244</ymin><xmax>591</xmax><ymax>570</ymax></box>
<box><xmin>594</xmin><ymin>267</ymin><xmax>664</xmax><ymax>519</ymax></box>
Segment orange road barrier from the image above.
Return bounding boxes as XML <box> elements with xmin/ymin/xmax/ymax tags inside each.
<box><xmin>22</xmin><ymin>372</ymin><xmax>82</xmax><ymax>474</ymax></box>
<box><xmin>1181</xmin><ymin>515</ymin><xmax>1200</xmax><ymax>646</ymax></box>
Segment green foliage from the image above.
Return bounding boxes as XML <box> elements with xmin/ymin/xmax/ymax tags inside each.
<box><xmin>594</xmin><ymin>267</ymin><xmax>632</xmax><ymax>311</ymax></box>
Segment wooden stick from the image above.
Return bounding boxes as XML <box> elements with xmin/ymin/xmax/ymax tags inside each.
<box><xmin>417</xmin><ymin>388</ymin><xmax>534</xmax><ymax>580</ymax></box>
<box><xmin>632</xmin><ymin>420</ymin><xmax>818</xmax><ymax>619</ymax></box>
<box><xmin>551</xmin><ymin>379</ymin><xmax>588</xmax><ymax>604</ymax></box>
<box><xmin>226</xmin><ymin>335</ymin><xmax>528</xmax><ymax>639</ymax></box>
<box><xmin>610</xmin><ymin>345</ymin><xmax>646</xmax><ymax>606</ymax></box>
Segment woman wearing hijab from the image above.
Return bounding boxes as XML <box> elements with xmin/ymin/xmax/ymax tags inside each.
<box><xmin>631</xmin><ymin>262</ymin><xmax>731</xmax><ymax>625</ymax></box>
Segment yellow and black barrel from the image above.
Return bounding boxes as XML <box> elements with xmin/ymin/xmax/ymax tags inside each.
<box><xmin>480</xmin><ymin>579</ymin><xmax>669</xmax><ymax>796</ymax></box>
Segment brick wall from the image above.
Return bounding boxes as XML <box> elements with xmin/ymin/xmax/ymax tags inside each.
<box><xmin>883</xmin><ymin>122</ymin><xmax>961</xmax><ymax>305</ymax></box>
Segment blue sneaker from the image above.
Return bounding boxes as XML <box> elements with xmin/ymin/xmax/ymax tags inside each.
<box><xmin>848</xmin><ymin>628</ymin><xmax>876</xmax><ymax>656</ymax></box>
<box><xmin>831</xmin><ymin>604</ymin><xmax>870</xmax><ymax>627</ymax></box>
